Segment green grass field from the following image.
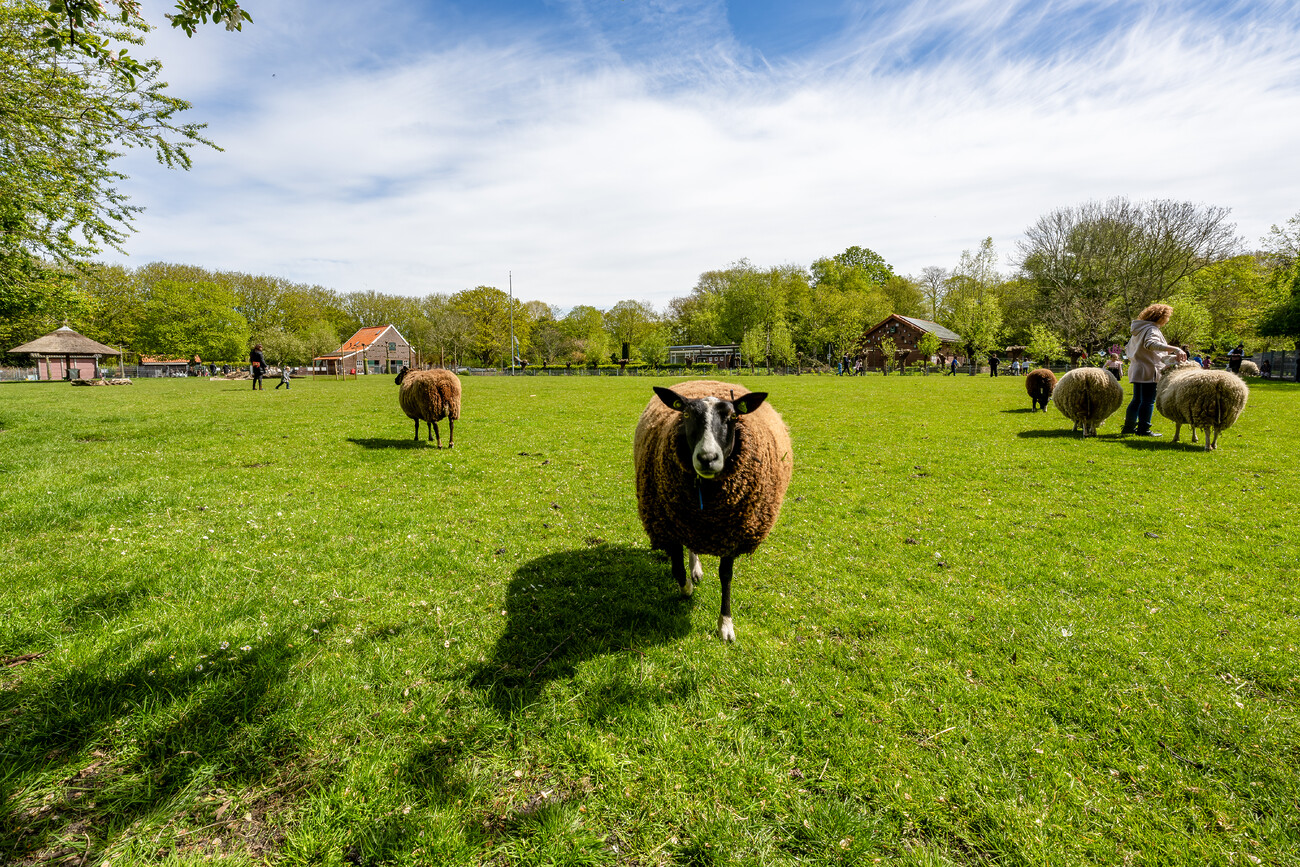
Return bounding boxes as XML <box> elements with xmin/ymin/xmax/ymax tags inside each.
<box><xmin>1</xmin><ymin>371</ymin><xmax>1297</xmax><ymax>866</ymax></box>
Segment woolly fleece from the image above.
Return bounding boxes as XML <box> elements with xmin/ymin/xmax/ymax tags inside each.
<box><xmin>1156</xmin><ymin>363</ymin><xmax>1249</xmax><ymax>447</ymax></box>
<box><xmin>398</xmin><ymin>368</ymin><xmax>461</xmax><ymax>432</ymax></box>
<box><xmin>634</xmin><ymin>380</ymin><xmax>793</xmax><ymax>558</ymax></box>
<box><xmin>1025</xmin><ymin>368</ymin><xmax>1057</xmax><ymax>412</ymax></box>
<box><xmin>1052</xmin><ymin>367</ymin><xmax>1124</xmax><ymax>431</ymax></box>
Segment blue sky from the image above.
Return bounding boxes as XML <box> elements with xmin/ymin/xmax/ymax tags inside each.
<box><xmin>109</xmin><ymin>0</ymin><xmax>1300</xmax><ymax>309</ymax></box>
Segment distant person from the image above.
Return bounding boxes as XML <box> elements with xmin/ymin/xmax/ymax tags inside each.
<box><xmin>1104</xmin><ymin>352</ymin><xmax>1123</xmax><ymax>381</ymax></box>
<box><xmin>276</xmin><ymin>365</ymin><xmax>291</xmax><ymax>389</ymax></box>
<box><xmin>1227</xmin><ymin>343</ymin><xmax>1244</xmax><ymax>373</ymax></box>
<box><xmin>1010</xmin><ymin>358</ymin><xmax>1021</xmax><ymax>376</ymax></box>
<box><xmin>949</xmin><ymin>356</ymin><xmax>958</xmax><ymax>376</ymax></box>
<box><xmin>1262</xmin><ymin>358</ymin><xmax>1272</xmax><ymax>378</ymax></box>
<box><xmin>1120</xmin><ymin>303</ymin><xmax>1185</xmax><ymax>437</ymax></box>
<box><xmin>249</xmin><ymin>344</ymin><xmax>266</xmax><ymax>390</ymax></box>
<box><xmin>989</xmin><ymin>354</ymin><xmax>999</xmax><ymax>377</ymax></box>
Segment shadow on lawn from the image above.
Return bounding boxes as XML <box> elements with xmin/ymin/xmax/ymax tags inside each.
<box><xmin>0</xmin><ymin>609</ymin><xmax>330</xmax><ymax>865</ymax></box>
<box><xmin>346</xmin><ymin>437</ymin><xmax>434</xmax><ymax>450</ymax></box>
<box><xmin>469</xmin><ymin>544</ymin><xmax>692</xmax><ymax>717</ymax></box>
<box><xmin>1015</xmin><ymin>428</ymin><xmax>1092</xmax><ymax>438</ymax></box>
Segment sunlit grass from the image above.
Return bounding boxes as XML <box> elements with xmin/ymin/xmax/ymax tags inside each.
<box><xmin>1</xmin><ymin>371</ymin><xmax>1297</xmax><ymax>865</ymax></box>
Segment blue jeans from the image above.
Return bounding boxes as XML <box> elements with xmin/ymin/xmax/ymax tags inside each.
<box><xmin>1123</xmin><ymin>381</ymin><xmax>1156</xmax><ymax>432</ymax></box>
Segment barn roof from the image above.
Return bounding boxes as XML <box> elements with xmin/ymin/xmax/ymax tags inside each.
<box><xmin>10</xmin><ymin>325</ymin><xmax>121</xmax><ymax>356</ymax></box>
<box><xmin>896</xmin><ymin>316</ymin><xmax>962</xmax><ymax>343</ymax></box>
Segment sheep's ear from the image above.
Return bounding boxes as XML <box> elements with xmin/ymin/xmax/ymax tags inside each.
<box><xmin>734</xmin><ymin>392</ymin><xmax>767</xmax><ymax>415</ymax></box>
<box><xmin>653</xmin><ymin>386</ymin><xmax>688</xmax><ymax>412</ymax></box>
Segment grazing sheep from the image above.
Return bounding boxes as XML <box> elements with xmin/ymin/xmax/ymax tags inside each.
<box><xmin>394</xmin><ymin>367</ymin><xmax>461</xmax><ymax>447</ymax></box>
<box><xmin>1025</xmin><ymin>368</ymin><xmax>1057</xmax><ymax>412</ymax></box>
<box><xmin>1052</xmin><ymin>367</ymin><xmax>1124</xmax><ymax>437</ymax></box>
<box><xmin>633</xmin><ymin>380</ymin><xmax>793</xmax><ymax>642</ymax></box>
<box><xmin>1155</xmin><ymin>362</ymin><xmax>1249</xmax><ymax>450</ymax></box>
<box><xmin>1238</xmin><ymin>360</ymin><xmax>1260</xmax><ymax>377</ymax></box>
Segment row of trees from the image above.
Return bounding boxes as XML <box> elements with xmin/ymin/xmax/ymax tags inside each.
<box><xmin>5</xmin><ymin>202</ymin><xmax>1300</xmax><ymax>369</ymax></box>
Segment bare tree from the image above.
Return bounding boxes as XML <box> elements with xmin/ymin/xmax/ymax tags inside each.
<box><xmin>1017</xmin><ymin>197</ymin><xmax>1239</xmax><ymax>351</ymax></box>
<box><xmin>918</xmin><ymin>266</ymin><xmax>948</xmax><ymax>320</ymax></box>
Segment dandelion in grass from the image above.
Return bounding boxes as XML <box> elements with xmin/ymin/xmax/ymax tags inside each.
<box><xmin>220</xmin><ymin>641</ymin><xmax>229</xmax><ymax>650</ymax></box>
<box><xmin>241</xmin><ymin>645</ymin><xmax>251</xmax><ymax>652</ymax></box>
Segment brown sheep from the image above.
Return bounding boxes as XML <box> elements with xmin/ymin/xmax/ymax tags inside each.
<box><xmin>395</xmin><ymin>367</ymin><xmax>461</xmax><ymax>447</ymax></box>
<box><xmin>633</xmin><ymin>380</ymin><xmax>793</xmax><ymax>642</ymax></box>
<box><xmin>1025</xmin><ymin>368</ymin><xmax>1057</xmax><ymax>412</ymax></box>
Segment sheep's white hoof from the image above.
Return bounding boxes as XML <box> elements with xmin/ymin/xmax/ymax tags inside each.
<box><xmin>717</xmin><ymin>616</ymin><xmax>735</xmax><ymax>643</ymax></box>
<box><xmin>689</xmin><ymin>552</ymin><xmax>703</xmax><ymax>584</ymax></box>
<box><xmin>680</xmin><ymin>575</ymin><xmax>694</xmax><ymax>597</ymax></box>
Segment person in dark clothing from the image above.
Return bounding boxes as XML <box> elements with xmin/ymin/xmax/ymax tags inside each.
<box><xmin>989</xmin><ymin>354</ymin><xmax>999</xmax><ymax>377</ymax></box>
<box><xmin>249</xmin><ymin>344</ymin><xmax>266</xmax><ymax>390</ymax></box>
<box><xmin>1227</xmin><ymin>343</ymin><xmax>1244</xmax><ymax>373</ymax></box>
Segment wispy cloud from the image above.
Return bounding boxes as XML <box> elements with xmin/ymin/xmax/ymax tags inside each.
<box><xmin>108</xmin><ymin>0</ymin><xmax>1300</xmax><ymax>308</ymax></box>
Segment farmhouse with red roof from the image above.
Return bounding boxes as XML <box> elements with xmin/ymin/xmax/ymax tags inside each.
<box><xmin>314</xmin><ymin>325</ymin><xmax>412</xmax><ymax>375</ymax></box>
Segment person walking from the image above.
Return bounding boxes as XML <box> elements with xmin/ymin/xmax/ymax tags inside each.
<box><xmin>275</xmin><ymin>365</ymin><xmax>291</xmax><ymax>389</ymax></box>
<box><xmin>949</xmin><ymin>356</ymin><xmax>959</xmax><ymax>376</ymax></box>
<box><xmin>1120</xmin><ymin>304</ymin><xmax>1185</xmax><ymax>437</ymax></box>
<box><xmin>249</xmin><ymin>343</ymin><xmax>266</xmax><ymax>390</ymax></box>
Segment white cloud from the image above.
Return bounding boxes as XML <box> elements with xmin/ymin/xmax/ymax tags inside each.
<box><xmin>107</xmin><ymin>1</ymin><xmax>1300</xmax><ymax>309</ymax></box>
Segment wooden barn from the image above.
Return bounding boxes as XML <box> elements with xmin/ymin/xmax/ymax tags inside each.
<box><xmin>9</xmin><ymin>325</ymin><xmax>121</xmax><ymax>380</ymax></box>
<box><xmin>857</xmin><ymin>315</ymin><xmax>962</xmax><ymax>369</ymax></box>
<box><xmin>314</xmin><ymin>325</ymin><xmax>412</xmax><ymax>375</ymax></box>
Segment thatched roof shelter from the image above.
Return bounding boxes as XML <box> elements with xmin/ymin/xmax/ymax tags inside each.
<box><xmin>10</xmin><ymin>325</ymin><xmax>121</xmax><ymax>380</ymax></box>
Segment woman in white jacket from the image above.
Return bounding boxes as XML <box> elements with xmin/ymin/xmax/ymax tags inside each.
<box><xmin>1120</xmin><ymin>304</ymin><xmax>1186</xmax><ymax>436</ymax></box>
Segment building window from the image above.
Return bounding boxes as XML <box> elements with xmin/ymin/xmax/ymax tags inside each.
<box><xmin>387</xmin><ymin>342</ymin><xmax>397</xmax><ymax>351</ymax></box>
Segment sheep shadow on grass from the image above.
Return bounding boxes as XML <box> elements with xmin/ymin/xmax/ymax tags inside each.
<box><xmin>1014</xmin><ymin>427</ymin><xmax>1099</xmax><ymax>439</ymax></box>
<box><xmin>346</xmin><ymin>437</ymin><xmax>433</xmax><ymax>450</ymax></box>
<box><xmin>469</xmin><ymin>544</ymin><xmax>692</xmax><ymax>717</ymax></box>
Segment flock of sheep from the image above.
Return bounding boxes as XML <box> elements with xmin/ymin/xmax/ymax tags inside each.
<box><xmin>391</xmin><ymin>353</ymin><xmax>1253</xmax><ymax>642</ymax></box>
<box><xmin>1025</xmin><ymin>362</ymin><xmax>1252</xmax><ymax>449</ymax></box>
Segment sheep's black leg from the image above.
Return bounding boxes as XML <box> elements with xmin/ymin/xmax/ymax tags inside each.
<box><xmin>432</xmin><ymin>421</ymin><xmax>441</xmax><ymax>447</ymax></box>
<box><xmin>413</xmin><ymin>418</ymin><xmax>420</xmax><ymax>441</ymax></box>
<box><xmin>667</xmin><ymin>542</ymin><xmax>687</xmax><ymax>593</ymax></box>
<box><xmin>718</xmin><ymin>555</ymin><xmax>735</xmax><ymax>642</ymax></box>
<box><xmin>447</xmin><ymin>418</ymin><xmax>454</xmax><ymax>449</ymax></box>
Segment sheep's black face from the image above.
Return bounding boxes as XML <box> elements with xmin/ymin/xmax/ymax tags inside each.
<box><xmin>653</xmin><ymin>387</ymin><xmax>768</xmax><ymax>480</ymax></box>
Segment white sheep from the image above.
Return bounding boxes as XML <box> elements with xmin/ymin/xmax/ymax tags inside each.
<box><xmin>1238</xmin><ymin>360</ymin><xmax>1260</xmax><ymax>377</ymax></box>
<box><xmin>1156</xmin><ymin>362</ymin><xmax>1249</xmax><ymax>450</ymax></box>
<box><xmin>1051</xmin><ymin>367</ymin><xmax>1124</xmax><ymax>437</ymax></box>
<box><xmin>633</xmin><ymin>381</ymin><xmax>793</xmax><ymax>642</ymax></box>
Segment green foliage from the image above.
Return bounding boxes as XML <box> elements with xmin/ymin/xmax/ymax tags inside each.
<box><xmin>449</xmin><ymin>286</ymin><xmax>532</xmax><ymax>367</ymax></box>
<box><xmin>1025</xmin><ymin>323</ymin><xmax>1064</xmax><ymax>365</ymax></box>
<box><xmin>1257</xmin><ymin>259</ymin><xmax>1300</xmax><ymax>346</ymax></box>
<box><xmin>1158</xmin><ymin>289</ymin><xmax>1212</xmax><ymax>349</ymax></box>
<box><xmin>256</xmin><ymin>328</ymin><xmax>307</xmax><ymax>366</ymax></box>
<box><xmin>1</xmin><ymin>1</ymin><xmax>215</xmax><ymax>271</ymax></box>
<box><xmin>0</xmin><ymin>375</ymin><xmax>1297</xmax><ymax>865</ymax></box>
<box><xmin>636</xmin><ymin>327</ymin><xmax>668</xmax><ymax>366</ymax></box>
<box><xmin>37</xmin><ymin>0</ymin><xmax>251</xmax><ymax>85</ymax></box>
<box><xmin>916</xmin><ymin>330</ymin><xmax>943</xmax><ymax>364</ymax></box>
<box><xmin>134</xmin><ymin>279</ymin><xmax>249</xmax><ymax>361</ymax></box>
<box><xmin>877</xmin><ymin>335</ymin><xmax>897</xmax><ymax>373</ymax></box>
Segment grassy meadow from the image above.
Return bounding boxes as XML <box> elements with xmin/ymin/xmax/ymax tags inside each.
<box><xmin>1</xmin><ymin>370</ymin><xmax>1297</xmax><ymax>866</ymax></box>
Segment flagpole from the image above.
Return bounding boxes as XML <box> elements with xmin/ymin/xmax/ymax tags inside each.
<box><xmin>509</xmin><ymin>271</ymin><xmax>515</xmax><ymax>376</ymax></box>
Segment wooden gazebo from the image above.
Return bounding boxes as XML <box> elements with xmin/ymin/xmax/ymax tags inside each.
<box><xmin>9</xmin><ymin>325</ymin><xmax>121</xmax><ymax>381</ymax></box>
